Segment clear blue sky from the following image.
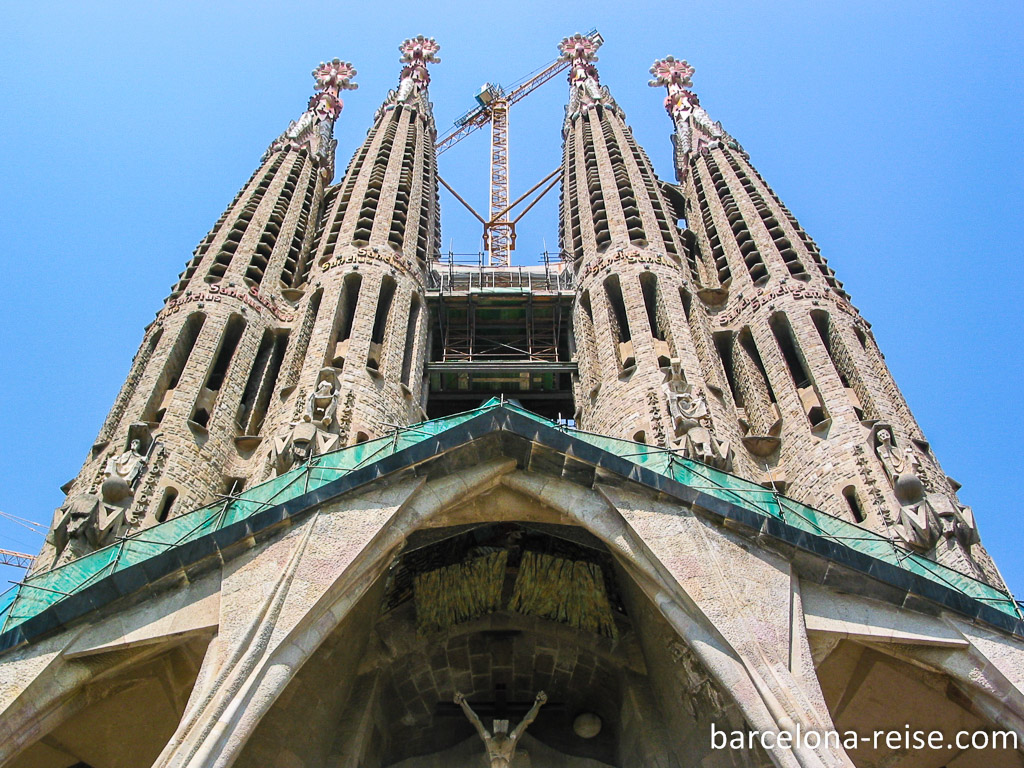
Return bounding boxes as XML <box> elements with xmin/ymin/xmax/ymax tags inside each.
<box><xmin>1</xmin><ymin>1</ymin><xmax>1021</xmax><ymax>598</ymax></box>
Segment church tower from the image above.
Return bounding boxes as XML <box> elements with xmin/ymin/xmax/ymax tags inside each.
<box><xmin>34</xmin><ymin>59</ymin><xmax>358</xmax><ymax>572</ymax></box>
<box><xmin>560</xmin><ymin>36</ymin><xmax>736</xmax><ymax>473</ymax></box>
<box><xmin>276</xmin><ymin>36</ymin><xmax>439</xmax><ymax>454</ymax></box>
<box><xmin>648</xmin><ymin>56</ymin><xmax>1001</xmax><ymax>585</ymax></box>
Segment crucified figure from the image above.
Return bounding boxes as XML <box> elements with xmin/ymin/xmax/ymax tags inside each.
<box><xmin>454</xmin><ymin>690</ymin><xmax>547</xmax><ymax>768</ymax></box>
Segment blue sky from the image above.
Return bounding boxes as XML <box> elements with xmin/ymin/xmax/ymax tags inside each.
<box><xmin>1</xmin><ymin>1</ymin><xmax>1021</xmax><ymax>598</ymax></box>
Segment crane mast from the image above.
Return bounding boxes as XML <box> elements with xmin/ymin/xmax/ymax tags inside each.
<box><xmin>436</xmin><ymin>30</ymin><xmax>601</xmax><ymax>266</ymax></box>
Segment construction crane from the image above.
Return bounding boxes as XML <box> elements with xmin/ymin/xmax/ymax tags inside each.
<box><xmin>436</xmin><ymin>30</ymin><xmax>602</xmax><ymax>266</ymax></box>
<box><xmin>0</xmin><ymin>549</ymin><xmax>32</xmax><ymax>569</ymax></box>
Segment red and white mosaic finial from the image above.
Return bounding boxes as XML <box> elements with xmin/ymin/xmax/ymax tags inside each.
<box><xmin>649</xmin><ymin>56</ymin><xmax>699</xmax><ymax>117</ymax></box>
<box><xmin>559</xmin><ymin>33</ymin><xmax>602</xmax><ymax>85</ymax></box>
<box><xmin>310</xmin><ymin>58</ymin><xmax>358</xmax><ymax>121</ymax></box>
<box><xmin>398</xmin><ymin>35</ymin><xmax>441</xmax><ymax>89</ymax></box>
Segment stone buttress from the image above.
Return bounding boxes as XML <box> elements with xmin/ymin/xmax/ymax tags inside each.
<box><xmin>649</xmin><ymin>56</ymin><xmax>1002</xmax><ymax>585</ymax></box>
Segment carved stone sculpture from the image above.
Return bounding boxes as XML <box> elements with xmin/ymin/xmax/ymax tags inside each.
<box><xmin>48</xmin><ymin>493</ymin><xmax>124</xmax><ymax>566</ymax></box>
<box><xmin>559</xmin><ymin>34</ymin><xmax>617</xmax><ymax>122</ymax></box>
<box><xmin>271</xmin><ymin>420</ymin><xmax>342</xmax><ymax>475</ymax></box>
<box><xmin>395</xmin><ymin>36</ymin><xmax>440</xmax><ymax>105</ymax></box>
<box><xmin>454</xmin><ymin>691</ymin><xmax>546</xmax><ymax>768</ymax></box>
<box><xmin>664</xmin><ymin>364</ymin><xmax>733</xmax><ymax>471</ymax></box>
<box><xmin>101</xmin><ymin>438</ymin><xmax>147</xmax><ymax>504</ymax></box>
<box><xmin>304</xmin><ymin>379</ymin><xmax>339</xmax><ymax>428</ymax></box>
<box><xmin>873</xmin><ymin>427</ymin><xmax>978</xmax><ymax>552</ymax></box>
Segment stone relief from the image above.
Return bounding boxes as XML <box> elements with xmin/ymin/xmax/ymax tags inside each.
<box><xmin>455</xmin><ymin>690</ymin><xmax>547</xmax><ymax>768</ymax></box>
<box><xmin>873</xmin><ymin>426</ymin><xmax>978</xmax><ymax>552</ymax></box>
<box><xmin>101</xmin><ymin>438</ymin><xmax>147</xmax><ymax>504</ymax></box>
<box><xmin>663</xmin><ymin>362</ymin><xmax>733</xmax><ymax>471</ymax></box>
<box><xmin>668</xmin><ymin>640</ymin><xmax>727</xmax><ymax>720</ymax></box>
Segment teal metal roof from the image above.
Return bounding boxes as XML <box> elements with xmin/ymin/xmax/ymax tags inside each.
<box><xmin>1</xmin><ymin>398</ymin><xmax>1019</xmax><ymax>649</ymax></box>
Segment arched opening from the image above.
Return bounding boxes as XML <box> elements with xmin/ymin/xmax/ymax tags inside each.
<box><xmin>811</xmin><ymin>637</ymin><xmax>1023</xmax><ymax>768</ymax></box>
<box><xmin>233</xmin><ymin>518</ymin><xmax>756</xmax><ymax>768</ymax></box>
<box><xmin>5</xmin><ymin>634</ymin><xmax>211</xmax><ymax>768</ymax></box>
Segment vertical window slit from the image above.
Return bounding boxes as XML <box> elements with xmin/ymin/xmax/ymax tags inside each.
<box><xmin>367</xmin><ymin>276</ymin><xmax>397</xmax><ymax>371</ymax></box>
<box><xmin>401</xmin><ymin>293</ymin><xmax>422</xmax><ymax>386</ymax></box>
<box><xmin>143</xmin><ymin>313</ymin><xmax>206</xmax><ymax>424</ymax></box>
<box><xmin>328</xmin><ymin>273</ymin><xmax>363</xmax><ymax>369</ymax></box>
<box><xmin>604</xmin><ymin>275</ymin><xmax>634</xmax><ymax>369</ymax></box>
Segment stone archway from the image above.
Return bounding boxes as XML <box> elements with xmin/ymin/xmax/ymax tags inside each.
<box><xmin>232</xmin><ymin>518</ymin><xmax>767</xmax><ymax>768</ymax></box>
<box><xmin>812</xmin><ymin>638</ymin><xmax>1024</xmax><ymax>768</ymax></box>
<box><xmin>4</xmin><ymin>634</ymin><xmax>211</xmax><ymax>768</ymax></box>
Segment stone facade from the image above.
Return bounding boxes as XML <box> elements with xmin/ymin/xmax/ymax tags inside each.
<box><xmin>4</xmin><ymin>37</ymin><xmax>1023</xmax><ymax>768</ymax></box>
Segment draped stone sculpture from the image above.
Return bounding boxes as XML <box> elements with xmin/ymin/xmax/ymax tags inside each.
<box><xmin>273</xmin><ymin>378</ymin><xmax>342</xmax><ymax>474</ymax></box>
<box><xmin>664</xmin><ymin>363</ymin><xmax>733</xmax><ymax>470</ymax></box>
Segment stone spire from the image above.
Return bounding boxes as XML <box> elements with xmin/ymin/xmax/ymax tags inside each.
<box><xmin>378</xmin><ymin>35</ymin><xmax>441</xmax><ymax>119</ymax></box>
<box><xmin>648</xmin><ymin>57</ymin><xmax>736</xmax><ymax>181</ymax></box>
<box><xmin>559</xmin><ymin>33</ymin><xmax>619</xmax><ymax>130</ymax></box>
<box><xmin>559</xmin><ymin>38</ymin><xmax>733</xmax><ymax>468</ymax></box>
<box><xmin>266</xmin><ymin>58</ymin><xmax>358</xmax><ymax>181</ymax></box>
<box><xmin>261</xmin><ymin>37</ymin><xmax>441</xmax><ymax>459</ymax></box>
<box><xmin>30</xmin><ymin>60</ymin><xmax>358</xmax><ymax>574</ymax></box>
<box><xmin>650</xmin><ymin>56</ymin><xmax>1002</xmax><ymax>586</ymax></box>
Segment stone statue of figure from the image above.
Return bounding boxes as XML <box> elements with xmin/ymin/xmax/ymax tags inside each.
<box><xmin>663</xmin><ymin>366</ymin><xmax>733</xmax><ymax>471</ymax></box>
<box><xmin>873</xmin><ymin>427</ymin><xmax>978</xmax><ymax>552</ymax></box>
<box><xmin>454</xmin><ymin>691</ymin><xmax>547</xmax><ymax>768</ymax></box>
<box><xmin>101</xmin><ymin>438</ymin><xmax>147</xmax><ymax>504</ymax></box>
<box><xmin>273</xmin><ymin>380</ymin><xmax>342</xmax><ymax>475</ymax></box>
<box><xmin>304</xmin><ymin>380</ymin><xmax>338</xmax><ymax>428</ymax></box>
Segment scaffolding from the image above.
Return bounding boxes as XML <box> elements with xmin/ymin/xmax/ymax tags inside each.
<box><xmin>426</xmin><ymin>252</ymin><xmax>577</xmax><ymax>419</ymax></box>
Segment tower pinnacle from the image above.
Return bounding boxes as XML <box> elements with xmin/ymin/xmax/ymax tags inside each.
<box><xmin>267</xmin><ymin>58</ymin><xmax>358</xmax><ymax>180</ymax></box>
<box><xmin>649</xmin><ymin>57</ymin><xmax>733</xmax><ymax>179</ymax></box>
<box><xmin>559</xmin><ymin>32</ymin><xmax>617</xmax><ymax>126</ymax></box>
<box><xmin>392</xmin><ymin>36</ymin><xmax>440</xmax><ymax>109</ymax></box>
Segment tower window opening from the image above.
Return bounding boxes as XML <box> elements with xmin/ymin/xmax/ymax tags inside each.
<box><xmin>239</xmin><ymin>329</ymin><xmax>289</xmax><ymax>435</ymax></box>
<box><xmin>770</xmin><ymin>312</ymin><xmax>829</xmax><ymax>428</ymax></box>
<box><xmin>713</xmin><ymin>331</ymin><xmax>742</xmax><ymax>407</ymax></box>
<box><xmin>401</xmin><ymin>293</ymin><xmax>422</xmax><ymax>386</ymax></box>
<box><xmin>205</xmin><ymin>315</ymin><xmax>246</xmax><ymax>392</ymax></box>
<box><xmin>368</xmin><ymin>276</ymin><xmax>397</xmax><ymax>371</ymax></box>
<box><xmin>604</xmin><ymin>275</ymin><xmax>634</xmax><ymax>369</ymax></box>
<box><xmin>191</xmin><ymin>315</ymin><xmax>246</xmax><ymax>429</ymax></box>
<box><xmin>143</xmin><ymin>313</ymin><xmax>206</xmax><ymax>424</ymax></box>
<box><xmin>328</xmin><ymin>273</ymin><xmax>363</xmax><ymax>368</ymax></box>
<box><xmin>811</xmin><ymin>310</ymin><xmax>875</xmax><ymax>420</ymax></box>
<box><xmin>639</xmin><ymin>272</ymin><xmax>664</xmax><ymax>341</ymax></box>
<box><xmin>679</xmin><ymin>287</ymin><xmax>693</xmax><ymax>321</ymax></box>
<box><xmin>156</xmin><ymin>487</ymin><xmax>178</xmax><ymax>523</ymax></box>
<box><xmin>843</xmin><ymin>485</ymin><xmax>867</xmax><ymax>523</ymax></box>
<box><xmin>733</xmin><ymin>328</ymin><xmax>781</xmax><ymax>437</ymax></box>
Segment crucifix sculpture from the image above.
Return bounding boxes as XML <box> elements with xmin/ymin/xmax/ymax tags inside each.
<box><xmin>454</xmin><ymin>690</ymin><xmax>547</xmax><ymax>768</ymax></box>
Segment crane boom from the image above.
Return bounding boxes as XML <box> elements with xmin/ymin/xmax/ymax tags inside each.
<box><xmin>435</xmin><ymin>30</ymin><xmax>601</xmax><ymax>265</ymax></box>
<box><xmin>0</xmin><ymin>549</ymin><xmax>32</xmax><ymax>569</ymax></box>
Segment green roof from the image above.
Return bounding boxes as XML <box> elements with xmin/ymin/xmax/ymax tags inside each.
<box><xmin>1</xmin><ymin>398</ymin><xmax>1019</xmax><ymax>650</ymax></box>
